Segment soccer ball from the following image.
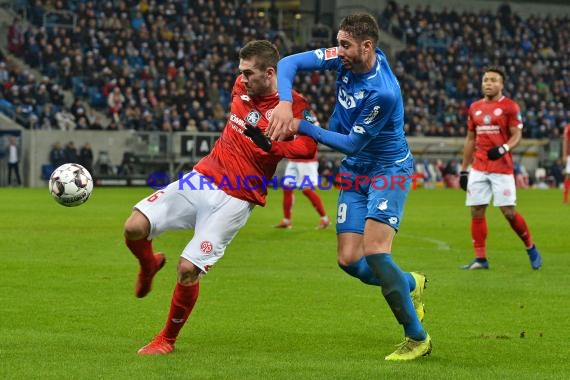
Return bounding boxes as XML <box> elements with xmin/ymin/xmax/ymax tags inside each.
<box><xmin>49</xmin><ymin>163</ymin><xmax>93</xmax><ymax>207</ymax></box>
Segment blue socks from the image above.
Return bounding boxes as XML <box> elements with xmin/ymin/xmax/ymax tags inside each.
<box><xmin>339</xmin><ymin>257</ymin><xmax>416</xmax><ymax>291</ymax></box>
<box><xmin>365</xmin><ymin>253</ymin><xmax>426</xmax><ymax>341</ymax></box>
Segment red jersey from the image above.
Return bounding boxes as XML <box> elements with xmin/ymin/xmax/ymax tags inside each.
<box><xmin>467</xmin><ymin>96</ymin><xmax>523</xmax><ymax>174</ymax></box>
<box><xmin>194</xmin><ymin>79</ymin><xmax>317</xmax><ymax>206</ymax></box>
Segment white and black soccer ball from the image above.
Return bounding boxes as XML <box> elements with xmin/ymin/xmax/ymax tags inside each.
<box><xmin>49</xmin><ymin>163</ymin><xmax>93</xmax><ymax>207</ymax></box>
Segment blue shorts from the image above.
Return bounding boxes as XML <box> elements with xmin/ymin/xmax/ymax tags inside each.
<box><xmin>335</xmin><ymin>155</ymin><xmax>415</xmax><ymax>234</ymax></box>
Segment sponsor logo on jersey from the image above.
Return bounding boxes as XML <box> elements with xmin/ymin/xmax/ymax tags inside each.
<box><xmin>314</xmin><ymin>49</ymin><xmax>324</xmax><ymax>60</ymax></box>
<box><xmin>483</xmin><ymin>115</ymin><xmax>491</xmax><ymax>124</ymax></box>
<box><xmin>363</xmin><ymin>105</ymin><xmax>380</xmax><ymax>124</ymax></box>
<box><xmin>475</xmin><ymin>110</ymin><xmax>482</xmax><ymax>116</ymax></box>
<box><xmin>245</xmin><ymin>110</ymin><xmax>262</xmax><ymax>126</ymax></box>
<box><xmin>342</xmin><ymin>75</ymin><xmax>348</xmax><ymax>84</ymax></box>
<box><xmin>265</xmin><ymin>109</ymin><xmax>273</xmax><ymax>120</ymax></box>
<box><xmin>200</xmin><ymin>240</ymin><xmax>213</xmax><ymax>254</ymax></box>
<box><xmin>476</xmin><ymin>125</ymin><xmax>500</xmax><ymax>134</ymax></box>
<box><xmin>338</xmin><ymin>87</ymin><xmax>356</xmax><ymax>109</ymax></box>
<box><xmin>378</xmin><ymin>198</ymin><xmax>388</xmax><ymax>211</ymax></box>
<box><xmin>354</xmin><ymin>90</ymin><xmax>365</xmax><ymax>100</ymax></box>
<box><xmin>324</xmin><ymin>47</ymin><xmax>338</xmax><ymax>60</ymax></box>
<box><xmin>494</xmin><ymin>108</ymin><xmax>503</xmax><ymax>116</ymax></box>
<box><xmin>240</xmin><ymin>94</ymin><xmax>251</xmax><ymax>102</ymax></box>
<box><xmin>229</xmin><ymin>113</ymin><xmax>246</xmax><ymax>127</ymax></box>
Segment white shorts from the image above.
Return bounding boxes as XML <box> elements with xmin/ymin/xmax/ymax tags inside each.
<box><xmin>282</xmin><ymin>161</ymin><xmax>319</xmax><ymax>188</ymax></box>
<box><xmin>134</xmin><ymin>171</ymin><xmax>255</xmax><ymax>273</ymax></box>
<box><xmin>466</xmin><ymin>169</ymin><xmax>517</xmax><ymax>207</ymax></box>
<box><xmin>566</xmin><ymin>156</ymin><xmax>570</xmax><ymax>174</ymax></box>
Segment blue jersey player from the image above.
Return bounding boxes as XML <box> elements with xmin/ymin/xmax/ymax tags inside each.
<box><xmin>266</xmin><ymin>13</ymin><xmax>431</xmax><ymax>361</ymax></box>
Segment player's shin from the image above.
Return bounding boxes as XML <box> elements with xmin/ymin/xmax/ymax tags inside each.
<box><xmin>159</xmin><ymin>282</ymin><xmax>200</xmax><ymax>342</ymax></box>
<box><xmin>365</xmin><ymin>253</ymin><xmax>426</xmax><ymax>341</ymax></box>
<box><xmin>125</xmin><ymin>238</ymin><xmax>155</xmax><ymax>272</ymax></box>
<box><xmin>338</xmin><ymin>257</ymin><xmax>380</xmax><ymax>286</ymax></box>
<box><xmin>507</xmin><ymin>212</ymin><xmax>532</xmax><ymax>248</ymax></box>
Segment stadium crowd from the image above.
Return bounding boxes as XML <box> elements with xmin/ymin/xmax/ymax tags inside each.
<box><xmin>0</xmin><ymin>1</ymin><xmax>568</xmax><ymax>140</ymax></box>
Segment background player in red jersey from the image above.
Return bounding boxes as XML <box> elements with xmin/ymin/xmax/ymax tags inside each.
<box><xmin>563</xmin><ymin>123</ymin><xmax>570</xmax><ymax>203</ymax></box>
<box><xmin>459</xmin><ymin>66</ymin><xmax>542</xmax><ymax>270</ymax></box>
<box><xmin>122</xmin><ymin>40</ymin><xmax>318</xmax><ymax>355</ymax></box>
<box><xmin>275</xmin><ymin>155</ymin><xmax>330</xmax><ymax>229</ymax></box>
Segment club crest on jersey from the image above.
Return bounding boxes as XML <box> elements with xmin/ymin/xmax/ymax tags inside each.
<box><xmin>325</xmin><ymin>47</ymin><xmax>338</xmax><ymax>60</ymax></box>
<box><xmin>245</xmin><ymin>110</ymin><xmax>262</xmax><ymax>126</ymax></box>
<box><xmin>483</xmin><ymin>115</ymin><xmax>491</xmax><ymax>124</ymax></box>
<box><xmin>378</xmin><ymin>198</ymin><xmax>389</xmax><ymax>211</ymax></box>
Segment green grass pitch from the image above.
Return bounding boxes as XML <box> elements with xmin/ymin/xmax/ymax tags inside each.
<box><xmin>0</xmin><ymin>186</ymin><xmax>567</xmax><ymax>379</ymax></box>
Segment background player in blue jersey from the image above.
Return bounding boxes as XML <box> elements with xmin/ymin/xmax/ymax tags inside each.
<box><xmin>265</xmin><ymin>13</ymin><xmax>431</xmax><ymax>361</ymax></box>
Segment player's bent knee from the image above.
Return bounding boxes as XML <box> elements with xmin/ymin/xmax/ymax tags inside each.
<box><xmin>124</xmin><ymin>211</ymin><xmax>150</xmax><ymax>240</ymax></box>
<box><xmin>177</xmin><ymin>258</ymin><xmax>201</xmax><ymax>285</ymax></box>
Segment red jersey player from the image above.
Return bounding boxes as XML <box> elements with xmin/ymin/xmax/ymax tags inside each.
<box><xmin>123</xmin><ymin>40</ymin><xmax>317</xmax><ymax>355</ymax></box>
<box><xmin>563</xmin><ymin>123</ymin><xmax>570</xmax><ymax>203</ymax></box>
<box><xmin>275</xmin><ymin>111</ymin><xmax>330</xmax><ymax>230</ymax></box>
<box><xmin>459</xmin><ymin>66</ymin><xmax>542</xmax><ymax>270</ymax></box>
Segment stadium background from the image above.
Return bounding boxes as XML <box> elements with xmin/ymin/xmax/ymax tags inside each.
<box><xmin>0</xmin><ymin>0</ymin><xmax>568</xmax><ymax>188</ymax></box>
<box><xmin>0</xmin><ymin>1</ymin><xmax>568</xmax><ymax>379</ymax></box>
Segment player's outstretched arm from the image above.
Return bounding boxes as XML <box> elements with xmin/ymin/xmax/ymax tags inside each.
<box><xmin>269</xmin><ymin>51</ymin><xmax>326</xmax><ymax>140</ymax></box>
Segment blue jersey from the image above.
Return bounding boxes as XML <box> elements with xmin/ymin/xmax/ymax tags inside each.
<box><xmin>277</xmin><ymin>47</ymin><xmax>410</xmax><ymax>166</ymax></box>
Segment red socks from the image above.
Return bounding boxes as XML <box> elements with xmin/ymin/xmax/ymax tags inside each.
<box><xmin>564</xmin><ymin>178</ymin><xmax>570</xmax><ymax>203</ymax></box>
<box><xmin>160</xmin><ymin>282</ymin><xmax>200</xmax><ymax>342</ymax></box>
<box><xmin>125</xmin><ymin>238</ymin><xmax>155</xmax><ymax>272</ymax></box>
<box><xmin>508</xmin><ymin>212</ymin><xmax>533</xmax><ymax>248</ymax></box>
<box><xmin>471</xmin><ymin>217</ymin><xmax>487</xmax><ymax>259</ymax></box>
<box><xmin>302</xmin><ymin>189</ymin><xmax>327</xmax><ymax>217</ymax></box>
<box><xmin>282</xmin><ymin>189</ymin><xmax>294</xmax><ymax>219</ymax></box>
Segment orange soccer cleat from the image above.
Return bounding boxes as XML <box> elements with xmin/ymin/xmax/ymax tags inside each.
<box><xmin>137</xmin><ymin>335</ymin><xmax>175</xmax><ymax>355</ymax></box>
<box><xmin>135</xmin><ymin>253</ymin><xmax>166</xmax><ymax>298</ymax></box>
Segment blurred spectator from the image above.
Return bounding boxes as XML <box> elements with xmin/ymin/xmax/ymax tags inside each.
<box><xmin>6</xmin><ymin>136</ymin><xmax>22</xmax><ymax>186</ymax></box>
<box><xmin>49</xmin><ymin>142</ymin><xmax>66</xmax><ymax>167</ymax></box>
<box><xmin>79</xmin><ymin>142</ymin><xmax>94</xmax><ymax>174</ymax></box>
<box><xmin>7</xmin><ymin>17</ymin><xmax>24</xmax><ymax>56</ymax></box>
<box><xmin>64</xmin><ymin>141</ymin><xmax>78</xmax><ymax>163</ymax></box>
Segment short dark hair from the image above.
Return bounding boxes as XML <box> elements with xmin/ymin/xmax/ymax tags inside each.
<box><xmin>339</xmin><ymin>13</ymin><xmax>380</xmax><ymax>45</ymax></box>
<box><xmin>483</xmin><ymin>66</ymin><xmax>506</xmax><ymax>82</ymax></box>
<box><xmin>239</xmin><ymin>40</ymin><xmax>280</xmax><ymax>71</ymax></box>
